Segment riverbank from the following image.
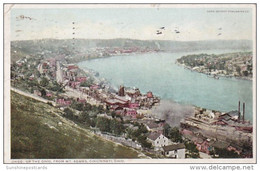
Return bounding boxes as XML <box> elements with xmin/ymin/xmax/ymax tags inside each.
<box><xmin>77</xmin><ymin>52</ymin><xmax>253</xmax><ymax>122</ymax></box>
<box><xmin>176</xmin><ymin>61</ymin><xmax>253</xmax><ymax>81</ymax></box>
<box><xmin>10</xmin><ymin>48</ymin><xmax>253</xmax><ymax>159</ymax></box>
<box><xmin>176</xmin><ymin>52</ymin><xmax>253</xmax><ymax>81</ymax></box>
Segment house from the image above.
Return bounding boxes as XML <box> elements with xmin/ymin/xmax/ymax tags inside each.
<box><xmin>145</xmin><ymin>122</ymin><xmax>159</xmax><ymax>131</ymax></box>
<box><xmin>126</xmin><ymin>89</ymin><xmax>141</xmax><ymax>98</ymax></box>
<box><xmin>77</xmin><ymin>98</ymin><xmax>86</xmax><ymax>103</ymax></box>
<box><xmin>46</xmin><ymin>92</ymin><xmax>53</xmax><ymax>97</ymax></box>
<box><xmin>196</xmin><ymin>140</ymin><xmax>210</xmax><ymax>154</ymax></box>
<box><xmin>69</xmin><ymin>81</ymin><xmax>81</xmax><ymax>89</ymax></box>
<box><xmin>105</xmin><ymin>99</ymin><xmax>128</xmax><ymax>108</ymax></box>
<box><xmin>144</xmin><ymin>120</ymin><xmax>164</xmax><ymax>133</ymax></box>
<box><xmin>90</xmin><ymin>84</ymin><xmax>99</xmax><ymax>90</ymax></box>
<box><xmin>67</xmin><ymin>65</ymin><xmax>78</xmax><ymax>70</ymax></box>
<box><xmin>182</xmin><ymin>132</ymin><xmax>210</xmax><ymax>154</ymax></box>
<box><xmin>56</xmin><ymin>98</ymin><xmax>72</xmax><ymax>106</ymax></box>
<box><xmin>128</xmin><ymin>102</ymin><xmax>139</xmax><ymax>109</ymax></box>
<box><xmin>147</xmin><ymin>132</ymin><xmax>169</xmax><ymax>151</ymax></box>
<box><xmin>162</xmin><ymin>143</ymin><xmax>186</xmax><ymax>159</ymax></box>
<box><xmin>147</xmin><ymin>91</ymin><xmax>153</xmax><ymax>98</ymax></box>
<box><xmin>76</xmin><ymin>77</ymin><xmax>87</xmax><ymax>83</ymax></box>
<box><xmin>125</xmin><ymin>109</ymin><xmax>137</xmax><ymax>118</ymax></box>
<box><xmin>114</xmin><ymin>95</ymin><xmax>129</xmax><ymax>103</ymax></box>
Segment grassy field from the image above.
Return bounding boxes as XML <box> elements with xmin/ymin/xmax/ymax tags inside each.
<box><xmin>11</xmin><ymin>91</ymin><xmax>142</xmax><ymax>159</ymax></box>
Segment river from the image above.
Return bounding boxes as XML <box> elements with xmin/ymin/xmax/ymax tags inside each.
<box><xmin>78</xmin><ymin>50</ymin><xmax>253</xmax><ymax>122</ymax></box>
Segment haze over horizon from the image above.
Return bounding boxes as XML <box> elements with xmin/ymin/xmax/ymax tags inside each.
<box><xmin>9</xmin><ymin>4</ymin><xmax>254</xmax><ymax>41</ymax></box>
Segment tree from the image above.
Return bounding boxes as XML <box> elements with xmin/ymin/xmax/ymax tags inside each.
<box><xmin>49</xmin><ymin>81</ymin><xmax>63</xmax><ymax>92</ymax></box>
<box><xmin>83</xmin><ymin>103</ymin><xmax>92</xmax><ymax>111</ymax></box>
<box><xmin>40</xmin><ymin>88</ymin><xmax>46</xmax><ymax>97</ymax></box>
<box><xmin>163</xmin><ymin>123</ymin><xmax>171</xmax><ymax>137</ymax></box>
<box><xmin>40</xmin><ymin>77</ymin><xmax>49</xmax><ymax>87</ymax></box>
<box><xmin>96</xmin><ymin>117</ymin><xmax>111</xmax><ymax>133</ymax></box>
<box><xmin>71</xmin><ymin>101</ymin><xmax>84</xmax><ymax>111</ymax></box>
<box><xmin>28</xmin><ymin>79</ymin><xmax>38</xmax><ymax>87</ymax></box>
<box><xmin>214</xmin><ymin>148</ymin><xmax>240</xmax><ymax>158</ymax></box>
<box><xmin>81</xmin><ymin>111</ymin><xmax>91</xmax><ymax>126</ymax></box>
<box><xmin>139</xmin><ymin>123</ymin><xmax>148</xmax><ymax>134</ymax></box>
<box><xmin>110</xmin><ymin>119</ymin><xmax>124</xmax><ymax>135</ymax></box>
<box><xmin>169</xmin><ymin>127</ymin><xmax>183</xmax><ymax>143</ymax></box>
<box><xmin>80</xmin><ymin>78</ymin><xmax>94</xmax><ymax>87</ymax></box>
<box><xmin>137</xmin><ymin>135</ymin><xmax>152</xmax><ymax>149</ymax></box>
<box><xmin>185</xmin><ymin>141</ymin><xmax>200</xmax><ymax>158</ymax></box>
<box><xmin>64</xmin><ymin>108</ymin><xmax>74</xmax><ymax>120</ymax></box>
<box><xmin>111</xmin><ymin>111</ymin><xmax>116</xmax><ymax>118</ymax></box>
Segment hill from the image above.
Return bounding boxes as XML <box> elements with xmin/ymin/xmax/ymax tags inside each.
<box><xmin>10</xmin><ymin>39</ymin><xmax>252</xmax><ymax>63</ymax></box>
<box><xmin>11</xmin><ymin>91</ymin><xmax>141</xmax><ymax>159</ymax></box>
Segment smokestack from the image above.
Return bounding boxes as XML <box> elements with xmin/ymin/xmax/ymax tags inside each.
<box><xmin>238</xmin><ymin>101</ymin><xmax>240</xmax><ymax>122</ymax></box>
<box><xmin>242</xmin><ymin>102</ymin><xmax>245</xmax><ymax>122</ymax></box>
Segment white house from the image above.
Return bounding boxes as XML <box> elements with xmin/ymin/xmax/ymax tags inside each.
<box><xmin>162</xmin><ymin>143</ymin><xmax>186</xmax><ymax>159</ymax></box>
<box><xmin>147</xmin><ymin>132</ymin><xmax>169</xmax><ymax>151</ymax></box>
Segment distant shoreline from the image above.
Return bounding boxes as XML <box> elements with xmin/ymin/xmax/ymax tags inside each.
<box><xmin>176</xmin><ymin>61</ymin><xmax>253</xmax><ymax>81</ymax></box>
<box><xmin>175</xmin><ymin>51</ymin><xmax>253</xmax><ymax>81</ymax></box>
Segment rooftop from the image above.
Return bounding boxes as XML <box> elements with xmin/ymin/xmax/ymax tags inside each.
<box><xmin>210</xmin><ymin>140</ymin><xmax>230</xmax><ymax>149</ymax></box>
<box><xmin>148</xmin><ymin>132</ymin><xmax>161</xmax><ymax>141</ymax></box>
<box><xmin>162</xmin><ymin>143</ymin><xmax>185</xmax><ymax>152</ymax></box>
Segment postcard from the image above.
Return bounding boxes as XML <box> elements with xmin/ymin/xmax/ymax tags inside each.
<box><xmin>3</xmin><ymin>3</ymin><xmax>257</xmax><ymax>164</ymax></box>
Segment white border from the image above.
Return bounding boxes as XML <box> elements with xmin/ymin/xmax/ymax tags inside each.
<box><xmin>1</xmin><ymin>1</ymin><xmax>258</xmax><ymax>169</ymax></box>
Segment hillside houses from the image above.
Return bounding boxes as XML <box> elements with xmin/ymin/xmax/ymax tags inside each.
<box><xmin>10</xmin><ymin>53</ymin><xmax>253</xmax><ymax>159</ymax></box>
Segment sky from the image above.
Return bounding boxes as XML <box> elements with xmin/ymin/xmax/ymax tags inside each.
<box><xmin>9</xmin><ymin>5</ymin><xmax>254</xmax><ymax>41</ymax></box>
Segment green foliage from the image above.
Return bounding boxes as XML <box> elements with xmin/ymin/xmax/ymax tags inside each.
<box><xmin>185</xmin><ymin>141</ymin><xmax>200</xmax><ymax>158</ymax></box>
<box><xmin>96</xmin><ymin>117</ymin><xmax>111</xmax><ymax>133</ymax></box>
<box><xmin>178</xmin><ymin>52</ymin><xmax>253</xmax><ymax>78</ymax></box>
<box><xmin>110</xmin><ymin>119</ymin><xmax>124</xmax><ymax>135</ymax></box>
<box><xmin>71</xmin><ymin>101</ymin><xmax>85</xmax><ymax>111</ymax></box>
<box><xmin>163</xmin><ymin>125</ymin><xmax>183</xmax><ymax>143</ymax></box>
<box><xmin>139</xmin><ymin>124</ymin><xmax>148</xmax><ymax>134</ymax></box>
<box><xmin>80</xmin><ymin>78</ymin><xmax>94</xmax><ymax>87</ymax></box>
<box><xmin>80</xmin><ymin>111</ymin><xmax>91</xmax><ymax>126</ymax></box>
<box><xmin>11</xmin><ymin>91</ymin><xmax>140</xmax><ymax>159</ymax></box>
<box><xmin>125</xmin><ymin>123</ymin><xmax>151</xmax><ymax>148</ymax></box>
<box><xmin>137</xmin><ymin>135</ymin><xmax>152</xmax><ymax>149</ymax></box>
<box><xmin>169</xmin><ymin>127</ymin><xmax>183</xmax><ymax>143</ymax></box>
<box><xmin>163</xmin><ymin>123</ymin><xmax>171</xmax><ymax>137</ymax></box>
<box><xmin>40</xmin><ymin>77</ymin><xmax>49</xmax><ymax>87</ymax></box>
<box><xmin>96</xmin><ymin>117</ymin><xmax>125</xmax><ymax>136</ymax></box>
<box><xmin>48</xmin><ymin>81</ymin><xmax>64</xmax><ymax>92</ymax></box>
<box><xmin>213</xmin><ymin>148</ymin><xmax>240</xmax><ymax>158</ymax></box>
<box><xmin>27</xmin><ymin>79</ymin><xmax>38</xmax><ymax>87</ymax></box>
<box><xmin>40</xmin><ymin>88</ymin><xmax>46</xmax><ymax>97</ymax></box>
<box><xmin>64</xmin><ymin>108</ymin><xmax>75</xmax><ymax>120</ymax></box>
